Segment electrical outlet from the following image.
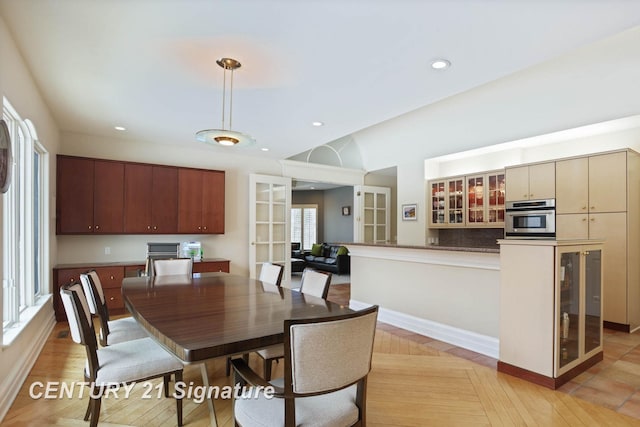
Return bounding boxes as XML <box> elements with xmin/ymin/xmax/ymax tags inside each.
<box><xmin>105</xmin><ymin>247</ymin><xmax>111</xmax><ymax>255</ymax></box>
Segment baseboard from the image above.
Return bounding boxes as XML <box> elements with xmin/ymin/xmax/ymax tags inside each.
<box><xmin>0</xmin><ymin>315</ymin><xmax>55</xmax><ymax>422</ymax></box>
<box><xmin>350</xmin><ymin>299</ymin><xmax>499</xmax><ymax>359</ymax></box>
<box><xmin>603</xmin><ymin>321</ymin><xmax>630</xmax><ymax>332</ymax></box>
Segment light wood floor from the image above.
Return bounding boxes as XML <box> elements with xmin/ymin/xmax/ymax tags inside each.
<box><xmin>3</xmin><ymin>285</ymin><xmax>640</xmax><ymax>426</ymax></box>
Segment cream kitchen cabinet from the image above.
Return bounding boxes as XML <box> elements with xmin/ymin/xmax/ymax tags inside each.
<box><xmin>498</xmin><ymin>239</ymin><xmax>603</xmax><ymax>389</ymax></box>
<box><xmin>505</xmin><ymin>162</ymin><xmax>555</xmax><ymax>202</ymax></box>
<box><xmin>556</xmin><ymin>151</ymin><xmax>627</xmax><ymax>214</ymax></box>
<box><xmin>428</xmin><ymin>177</ymin><xmax>465</xmax><ymax>228</ymax></box>
<box><xmin>555</xmin><ymin>149</ymin><xmax>640</xmax><ymax>331</ymax></box>
<box><xmin>466</xmin><ymin>170</ymin><xmax>505</xmax><ymax>227</ymax></box>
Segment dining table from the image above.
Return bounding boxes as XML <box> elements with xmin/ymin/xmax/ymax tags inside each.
<box><xmin>121</xmin><ymin>271</ymin><xmax>353</xmax><ymax>425</ymax></box>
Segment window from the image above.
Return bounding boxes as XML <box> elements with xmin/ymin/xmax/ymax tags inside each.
<box><xmin>2</xmin><ymin>97</ymin><xmax>49</xmax><ymax>334</ymax></box>
<box><xmin>291</xmin><ymin>205</ymin><xmax>317</xmax><ymax>251</ymax></box>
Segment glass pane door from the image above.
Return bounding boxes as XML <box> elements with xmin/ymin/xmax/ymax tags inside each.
<box><xmin>354</xmin><ymin>185</ymin><xmax>390</xmax><ymax>244</ymax></box>
<box><xmin>584</xmin><ymin>249</ymin><xmax>602</xmax><ymax>354</ymax></box>
<box><xmin>249</xmin><ymin>174</ymin><xmax>291</xmax><ymax>285</ymax></box>
<box><xmin>559</xmin><ymin>251</ymin><xmax>580</xmax><ymax>369</ymax></box>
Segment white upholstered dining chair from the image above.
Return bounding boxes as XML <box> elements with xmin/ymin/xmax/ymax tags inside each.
<box><xmin>254</xmin><ymin>267</ymin><xmax>332</xmax><ymax>380</ymax></box>
<box><xmin>60</xmin><ymin>283</ymin><xmax>184</xmax><ymax>427</ymax></box>
<box><xmin>259</xmin><ymin>262</ymin><xmax>284</xmax><ymax>287</ymax></box>
<box><xmin>153</xmin><ymin>258</ymin><xmax>193</xmax><ymax>276</ymax></box>
<box><xmin>80</xmin><ymin>271</ymin><xmax>148</xmax><ymax>346</ymax></box>
<box><xmin>231</xmin><ymin>305</ymin><xmax>379</xmax><ymax>427</ymax></box>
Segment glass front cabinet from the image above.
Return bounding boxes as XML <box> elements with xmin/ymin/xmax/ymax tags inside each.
<box><xmin>556</xmin><ymin>245</ymin><xmax>603</xmax><ymax>377</ymax></box>
<box><xmin>429</xmin><ymin>178</ymin><xmax>465</xmax><ymax>228</ymax></box>
<box><xmin>429</xmin><ymin>170</ymin><xmax>505</xmax><ymax>229</ymax></box>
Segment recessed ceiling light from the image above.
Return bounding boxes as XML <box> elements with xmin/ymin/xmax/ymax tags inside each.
<box><xmin>431</xmin><ymin>59</ymin><xmax>451</xmax><ymax>70</ymax></box>
<box><xmin>114</xmin><ymin>126</ymin><xmax>126</xmax><ymax>131</ymax></box>
<box><xmin>312</xmin><ymin>121</ymin><xmax>324</xmax><ymax>127</ymax></box>
<box><xmin>261</xmin><ymin>147</ymin><xmax>269</xmax><ymax>152</ymax></box>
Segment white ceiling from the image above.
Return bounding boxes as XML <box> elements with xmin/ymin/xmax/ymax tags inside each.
<box><xmin>1</xmin><ymin>0</ymin><xmax>640</xmax><ymax>162</ymax></box>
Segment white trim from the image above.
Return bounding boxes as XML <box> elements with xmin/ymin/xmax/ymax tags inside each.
<box><xmin>0</xmin><ymin>309</ymin><xmax>55</xmax><ymax>422</ymax></box>
<box><xmin>350</xmin><ymin>299</ymin><xmax>499</xmax><ymax>359</ymax></box>
<box><xmin>347</xmin><ymin>244</ymin><xmax>500</xmax><ymax>271</ymax></box>
<box><xmin>279</xmin><ymin>159</ymin><xmax>365</xmax><ymax>186</ymax></box>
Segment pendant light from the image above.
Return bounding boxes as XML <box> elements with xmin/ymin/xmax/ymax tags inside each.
<box><xmin>196</xmin><ymin>57</ymin><xmax>255</xmax><ymax>147</ymax></box>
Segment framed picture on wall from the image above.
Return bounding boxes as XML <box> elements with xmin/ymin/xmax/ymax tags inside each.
<box><xmin>402</xmin><ymin>203</ymin><xmax>417</xmax><ymax>221</ymax></box>
<box><xmin>342</xmin><ymin>206</ymin><xmax>351</xmax><ymax>216</ymax></box>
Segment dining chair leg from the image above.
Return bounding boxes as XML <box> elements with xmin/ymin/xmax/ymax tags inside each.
<box><xmin>176</xmin><ymin>371</ymin><xmax>183</xmax><ymax>427</ymax></box>
<box><xmin>83</xmin><ymin>398</ymin><xmax>92</xmax><ymax>421</ymax></box>
<box><xmin>264</xmin><ymin>359</ymin><xmax>272</xmax><ymax>381</ymax></box>
<box><xmin>163</xmin><ymin>374</ymin><xmax>170</xmax><ymax>397</ymax></box>
<box><xmin>88</xmin><ymin>397</ymin><xmax>101</xmax><ymax>427</ymax></box>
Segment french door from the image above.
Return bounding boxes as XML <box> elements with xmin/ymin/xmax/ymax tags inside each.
<box><xmin>353</xmin><ymin>185</ymin><xmax>390</xmax><ymax>243</ymax></box>
<box><xmin>249</xmin><ymin>174</ymin><xmax>292</xmax><ymax>286</ymax></box>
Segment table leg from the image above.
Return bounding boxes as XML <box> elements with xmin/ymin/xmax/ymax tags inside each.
<box><xmin>200</xmin><ymin>362</ymin><xmax>218</xmax><ymax>427</ymax></box>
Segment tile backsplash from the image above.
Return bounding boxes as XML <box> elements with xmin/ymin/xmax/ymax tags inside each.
<box><xmin>437</xmin><ymin>228</ymin><xmax>503</xmax><ymax>249</ymax></box>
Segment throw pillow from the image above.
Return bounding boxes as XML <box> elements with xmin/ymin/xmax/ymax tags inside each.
<box><xmin>337</xmin><ymin>246</ymin><xmax>348</xmax><ymax>256</ymax></box>
<box><xmin>311</xmin><ymin>243</ymin><xmax>323</xmax><ymax>256</ymax></box>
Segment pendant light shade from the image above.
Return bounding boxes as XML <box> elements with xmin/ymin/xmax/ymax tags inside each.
<box><xmin>196</xmin><ymin>57</ymin><xmax>255</xmax><ymax>147</ymax></box>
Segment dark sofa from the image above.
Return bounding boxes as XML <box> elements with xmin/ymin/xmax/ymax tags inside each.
<box><xmin>304</xmin><ymin>243</ymin><xmax>350</xmax><ymax>275</ymax></box>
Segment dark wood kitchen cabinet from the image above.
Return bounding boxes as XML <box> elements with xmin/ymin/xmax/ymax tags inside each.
<box><xmin>178</xmin><ymin>168</ymin><xmax>225</xmax><ymax>233</ymax></box>
<box><xmin>57</xmin><ymin>156</ymin><xmax>124</xmax><ymax>234</ymax></box>
<box><xmin>124</xmin><ymin>163</ymin><xmax>178</xmax><ymax>233</ymax></box>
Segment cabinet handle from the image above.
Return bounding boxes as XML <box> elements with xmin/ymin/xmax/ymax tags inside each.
<box><xmin>153</xmin><ymin>226</ymin><xmax>157</xmax><ymax>230</ymax></box>
<box><xmin>582</xmin><ymin>206</ymin><xmax>587</xmax><ymax>210</ymax></box>
<box><xmin>88</xmin><ymin>225</ymin><xmax>92</xmax><ymax>230</ymax></box>
<box><xmin>523</xmin><ymin>194</ymin><xmax>527</xmax><ymax>198</ymax></box>
<box><xmin>582</xmin><ymin>218</ymin><xmax>587</xmax><ymax>222</ymax></box>
<box><xmin>203</xmin><ymin>226</ymin><xmax>207</xmax><ymax>231</ymax></box>
<box><xmin>198</xmin><ymin>226</ymin><xmax>202</xmax><ymax>230</ymax></box>
<box><xmin>109</xmin><ymin>297</ymin><xmax>115</xmax><ymax>301</ymax></box>
<box><xmin>147</xmin><ymin>225</ymin><xmax>151</xmax><ymax>230</ymax></box>
<box><xmin>110</xmin><ymin>275</ymin><xmax>114</xmax><ymax>280</ymax></box>
<box><xmin>95</xmin><ymin>225</ymin><xmax>100</xmax><ymax>230</ymax></box>
<box><xmin>590</xmin><ymin>206</ymin><xmax>595</xmax><ymax>210</ymax></box>
<box><xmin>590</xmin><ymin>218</ymin><xmax>595</xmax><ymax>222</ymax></box>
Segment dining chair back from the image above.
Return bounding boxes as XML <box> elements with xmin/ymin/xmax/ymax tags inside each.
<box><xmin>153</xmin><ymin>258</ymin><xmax>193</xmax><ymax>276</ymax></box>
<box><xmin>60</xmin><ymin>283</ymin><xmax>183</xmax><ymax>427</ymax></box>
<box><xmin>80</xmin><ymin>271</ymin><xmax>148</xmax><ymax>346</ymax></box>
<box><xmin>254</xmin><ymin>267</ymin><xmax>332</xmax><ymax>380</ymax></box>
<box><xmin>232</xmin><ymin>305</ymin><xmax>379</xmax><ymax>427</ymax></box>
<box><xmin>259</xmin><ymin>262</ymin><xmax>284</xmax><ymax>286</ymax></box>
<box><xmin>299</xmin><ymin>268</ymin><xmax>332</xmax><ymax>299</ymax></box>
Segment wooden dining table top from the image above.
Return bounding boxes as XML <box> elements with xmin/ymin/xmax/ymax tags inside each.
<box><xmin>121</xmin><ymin>272</ymin><xmax>353</xmax><ymax>363</ymax></box>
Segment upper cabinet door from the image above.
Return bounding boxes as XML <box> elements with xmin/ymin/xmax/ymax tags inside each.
<box><xmin>178</xmin><ymin>168</ymin><xmax>203</xmax><ymax>233</ymax></box>
<box><xmin>528</xmin><ymin>162</ymin><xmax>555</xmax><ymax>201</ymax></box>
<box><xmin>505</xmin><ymin>166</ymin><xmax>529</xmax><ymax>202</ymax></box>
<box><xmin>93</xmin><ymin>160</ymin><xmax>124</xmax><ymax>233</ymax></box>
<box><xmin>57</xmin><ymin>156</ymin><xmax>94</xmax><ymax>234</ymax></box>
<box><xmin>178</xmin><ymin>168</ymin><xmax>225</xmax><ymax>234</ymax></box>
<box><xmin>201</xmin><ymin>170</ymin><xmax>225</xmax><ymax>234</ymax></box>
<box><xmin>151</xmin><ymin>165</ymin><xmax>178</xmax><ymax>233</ymax></box>
<box><xmin>556</xmin><ymin>157</ymin><xmax>588</xmax><ymax>214</ymax></box>
<box><xmin>124</xmin><ymin>163</ymin><xmax>153</xmax><ymax>233</ymax></box>
<box><xmin>589</xmin><ymin>152</ymin><xmax>627</xmax><ymax>213</ymax></box>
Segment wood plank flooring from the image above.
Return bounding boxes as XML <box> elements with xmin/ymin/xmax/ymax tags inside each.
<box><xmin>3</xmin><ymin>284</ymin><xmax>639</xmax><ymax>426</ymax></box>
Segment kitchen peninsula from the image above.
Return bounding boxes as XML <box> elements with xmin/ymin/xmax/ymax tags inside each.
<box><xmin>347</xmin><ymin>242</ymin><xmax>500</xmax><ymax>358</ymax></box>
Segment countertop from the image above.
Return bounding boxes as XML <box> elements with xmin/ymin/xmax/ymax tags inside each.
<box><xmin>344</xmin><ymin>242</ymin><xmax>500</xmax><ymax>254</ymax></box>
<box><xmin>54</xmin><ymin>258</ymin><xmax>229</xmax><ymax>269</ymax></box>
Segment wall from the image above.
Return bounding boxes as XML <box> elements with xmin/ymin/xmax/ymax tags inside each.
<box><xmin>323</xmin><ymin>186</ymin><xmax>354</xmax><ymax>243</ymax></box>
<box><xmin>0</xmin><ymin>14</ymin><xmax>59</xmax><ymax>421</ymax></box>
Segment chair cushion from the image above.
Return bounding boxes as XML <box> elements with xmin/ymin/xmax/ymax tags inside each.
<box><xmin>104</xmin><ymin>317</ymin><xmax>149</xmax><ymax>345</ymax></box>
<box><xmin>89</xmin><ymin>337</ymin><xmax>182</xmax><ymax>385</ymax></box>
<box><xmin>234</xmin><ymin>384</ymin><xmax>358</xmax><ymax>427</ymax></box>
